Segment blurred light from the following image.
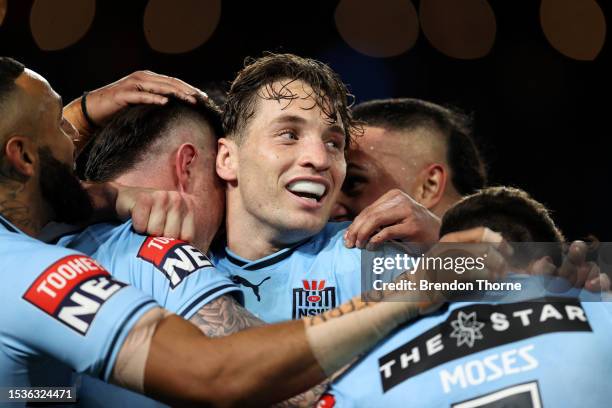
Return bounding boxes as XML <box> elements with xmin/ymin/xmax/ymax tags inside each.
<box><xmin>420</xmin><ymin>0</ymin><xmax>496</xmax><ymax>59</ymax></box>
<box><xmin>335</xmin><ymin>0</ymin><xmax>419</xmax><ymax>58</ymax></box>
<box><xmin>540</xmin><ymin>0</ymin><xmax>606</xmax><ymax>61</ymax></box>
<box><xmin>30</xmin><ymin>0</ymin><xmax>95</xmax><ymax>51</ymax></box>
<box><xmin>144</xmin><ymin>0</ymin><xmax>221</xmax><ymax>54</ymax></box>
<box><xmin>0</xmin><ymin>0</ymin><xmax>7</xmax><ymax>27</ymax></box>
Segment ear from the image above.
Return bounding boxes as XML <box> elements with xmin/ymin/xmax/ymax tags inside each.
<box><xmin>174</xmin><ymin>143</ymin><xmax>198</xmax><ymax>193</ymax></box>
<box><xmin>3</xmin><ymin>136</ymin><xmax>37</xmax><ymax>180</ymax></box>
<box><xmin>413</xmin><ymin>163</ymin><xmax>447</xmax><ymax>210</ymax></box>
<box><xmin>216</xmin><ymin>137</ymin><xmax>238</xmax><ymax>182</ymax></box>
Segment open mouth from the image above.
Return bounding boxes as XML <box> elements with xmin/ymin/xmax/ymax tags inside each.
<box><xmin>286</xmin><ymin>180</ymin><xmax>327</xmax><ymax>203</ymax></box>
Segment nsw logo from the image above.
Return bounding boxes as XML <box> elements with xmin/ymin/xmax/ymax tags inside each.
<box><xmin>292</xmin><ymin>279</ymin><xmax>337</xmax><ymax>319</ymax></box>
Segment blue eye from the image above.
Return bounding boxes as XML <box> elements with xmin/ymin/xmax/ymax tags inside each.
<box><xmin>279</xmin><ymin>130</ymin><xmax>298</xmax><ymax>140</ymax></box>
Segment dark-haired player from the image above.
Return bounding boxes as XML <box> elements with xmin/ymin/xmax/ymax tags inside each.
<box><xmin>57</xmin><ymin>97</ymin><xmax>254</xmax><ymax>407</ymax></box>
<box><xmin>324</xmin><ymin>186</ymin><xmax>612</xmax><ymax>407</ymax></box>
<box><xmin>212</xmin><ymin>53</ymin><xmax>366</xmax><ymax>322</ymax></box>
<box><xmin>0</xmin><ymin>56</ymin><xmax>463</xmax><ymax>407</ymax></box>
<box><xmin>336</xmin><ymin>98</ymin><xmax>487</xmax><ymax>249</ymax></box>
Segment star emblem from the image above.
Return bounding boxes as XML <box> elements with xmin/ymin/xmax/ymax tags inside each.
<box><xmin>450</xmin><ymin>311</ymin><xmax>485</xmax><ymax>348</ymax></box>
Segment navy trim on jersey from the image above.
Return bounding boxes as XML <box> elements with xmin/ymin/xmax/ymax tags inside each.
<box><xmin>99</xmin><ymin>299</ymin><xmax>157</xmax><ymax>380</ymax></box>
<box><xmin>224</xmin><ymin>238</ymin><xmax>309</xmax><ymax>271</ymax></box>
<box><xmin>178</xmin><ymin>284</ymin><xmax>240</xmax><ymax>318</ymax></box>
<box><xmin>0</xmin><ymin>215</ymin><xmax>19</xmax><ymax>233</ymax></box>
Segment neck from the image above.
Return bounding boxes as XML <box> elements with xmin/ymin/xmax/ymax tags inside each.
<box><xmin>0</xmin><ymin>182</ymin><xmax>47</xmax><ymax>237</ymax></box>
<box><xmin>225</xmin><ymin>190</ymin><xmax>294</xmax><ymax>260</ymax></box>
<box><xmin>225</xmin><ymin>211</ymin><xmax>284</xmax><ymax>261</ymax></box>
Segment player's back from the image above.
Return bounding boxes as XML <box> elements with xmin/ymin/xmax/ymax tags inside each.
<box><xmin>328</xmin><ymin>274</ymin><xmax>612</xmax><ymax>407</ymax></box>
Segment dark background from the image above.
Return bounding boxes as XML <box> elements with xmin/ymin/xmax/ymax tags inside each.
<box><xmin>1</xmin><ymin>0</ymin><xmax>610</xmax><ymax>240</ymax></box>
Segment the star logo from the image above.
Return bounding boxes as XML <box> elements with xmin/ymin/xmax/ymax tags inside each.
<box><xmin>450</xmin><ymin>311</ymin><xmax>485</xmax><ymax>348</ymax></box>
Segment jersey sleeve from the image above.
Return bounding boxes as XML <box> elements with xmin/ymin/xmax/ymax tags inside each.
<box><xmin>10</xmin><ymin>246</ymin><xmax>158</xmax><ymax>382</ymax></box>
<box><xmin>128</xmin><ymin>235</ymin><xmax>241</xmax><ymax>319</ymax></box>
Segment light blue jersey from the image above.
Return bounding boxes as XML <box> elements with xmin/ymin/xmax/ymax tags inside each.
<box><xmin>55</xmin><ymin>221</ymin><xmax>242</xmax><ymax>407</ymax></box>
<box><xmin>326</xmin><ymin>275</ymin><xmax>612</xmax><ymax>408</ymax></box>
<box><xmin>0</xmin><ymin>215</ymin><xmax>157</xmax><ymax>407</ymax></box>
<box><xmin>56</xmin><ymin>221</ymin><xmax>241</xmax><ymax>319</ymax></box>
<box><xmin>212</xmin><ymin>222</ymin><xmax>361</xmax><ymax>322</ymax></box>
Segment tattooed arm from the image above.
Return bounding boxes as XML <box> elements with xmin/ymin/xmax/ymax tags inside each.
<box><xmin>188</xmin><ymin>295</ymin><xmax>329</xmax><ymax>407</ymax></box>
<box><xmin>189</xmin><ymin>295</ymin><xmax>265</xmax><ymax>337</ymax></box>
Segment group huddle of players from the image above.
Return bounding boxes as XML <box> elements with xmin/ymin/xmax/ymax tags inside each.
<box><xmin>0</xmin><ymin>53</ymin><xmax>610</xmax><ymax>407</ymax></box>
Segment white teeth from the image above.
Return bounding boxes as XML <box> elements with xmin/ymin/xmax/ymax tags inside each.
<box><xmin>287</xmin><ymin>180</ymin><xmax>326</xmax><ymax>198</ymax></box>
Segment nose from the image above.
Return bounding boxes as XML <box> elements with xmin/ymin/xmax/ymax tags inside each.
<box><xmin>298</xmin><ymin>138</ymin><xmax>331</xmax><ymax>172</ymax></box>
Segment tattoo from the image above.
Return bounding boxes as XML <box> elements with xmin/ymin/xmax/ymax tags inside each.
<box><xmin>272</xmin><ymin>382</ymin><xmax>329</xmax><ymax>408</ymax></box>
<box><xmin>189</xmin><ymin>295</ymin><xmax>265</xmax><ymax>337</ymax></box>
<box><xmin>304</xmin><ymin>297</ymin><xmax>372</xmax><ymax>327</ymax></box>
<box><xmin>190</xmin><ymin>296</ymin><xmax>328</xmax><ymax>408</ymax></box>
<box><xmin>0</xmin><ymin>187</ymin><xmax>37</xmax><ymax>233</ymax></box>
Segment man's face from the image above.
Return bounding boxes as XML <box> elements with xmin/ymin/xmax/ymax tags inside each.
<box><xmin>231</xmin><ymin>80</ymin><xmax>347</xmax><ymax>242</ymax></box>
<box><xmin>333</xmin><ymin>126</ymin><xmax>421</xmax><ymax>221</ymax></box>
<box><xmin>17</xmin><ymin>69</ymin><xmax>76</xmax><ymax>169</ymax></box>
<box><xmin>39</xmin><ymin>146</ymin><xmax>93</xmax><ymax>223</ymax></box>
<box><xmin>17</xmin><ymin>70</ymin><xmax>92</xmax><ymax>223</ymax></box>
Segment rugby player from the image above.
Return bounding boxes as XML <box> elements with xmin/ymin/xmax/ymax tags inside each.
<box><xmin>336</xmin><ymin>98</ymin><xmax>486</xmax><ymax>249</ymax></box>
<box><xmin>324</xmin><ymin>186</ymin><xmax>612</xmax><ymax>407</ymax></box>
<box><xmin>0</xmin><ymin>57</ymin><xmax>464</xmax><ymax>407</ymax></box>
<box><xmin>58</xmin><ymin>97</ymin><xmax>263</xmax><ymax>406</ymax></box>
<box><xmin>213</xmin><ymin>53</ymin><xmax>375</xmax><ymax>322</ymax></box>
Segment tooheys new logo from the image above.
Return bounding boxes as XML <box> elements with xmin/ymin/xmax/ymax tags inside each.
<box><xmin>378</xmin><ymin>298</ymin><xmax>592</xmax><ymax>392</ymax></box>
<box><xmin>23</xmin><ymin>255</ymin><xmax>126</xmax><ymax>335</ymax></box>
<box><xmin>138</xmin><ymin>237</ymin><xmax>213</xmax><ymax>288</ymax></box>
<box><xmin>292</xmin><ymin>279</ymin><xmax>337</xmax><ymax>318</ymax></box>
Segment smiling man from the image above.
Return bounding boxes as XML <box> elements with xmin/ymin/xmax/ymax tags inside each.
<box><xmin>213</xmin><ymin>53</ymin><xmax>369</xmax><ymax>322</ymax></box>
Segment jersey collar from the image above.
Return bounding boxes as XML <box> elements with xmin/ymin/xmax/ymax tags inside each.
<box><xmin>224</xmin><ymin>239</ymin><xmax>309</xmax><ymax>271</ymax></box>
<box><xmin>0</xmin><ymin>214</ymin><xmax>26</xmax><ymax>235</ymax></box>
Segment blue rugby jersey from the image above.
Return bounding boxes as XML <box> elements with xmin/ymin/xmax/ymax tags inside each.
<box><xmin>212</xmin><ymin>222</ymin><xmax>363</xmax><ymax>323</ymax></box>
<box><xmin>326</xmin><ymin>275</ymin><xmax>612</xmax><ymax>408</ymax></box>
<box><xmin>0</xmin><ymin>215</ymin><xmax>157</xmax><ymax>407</ymax></box>
<box><xmin>55</xmin><ymin>221</ymin><xmax>242</xmax><ymax>407</ymax></box>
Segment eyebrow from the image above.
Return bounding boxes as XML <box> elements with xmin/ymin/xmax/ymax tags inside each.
<box><xmin>272</xmin><ymin>114</ymin><xmax>345</xmax><ymax>135</ymax></box>
<box><xmin>272</xmin><ymin>114</ymin><xmax>308</xmax><ymax>126</ymax></box>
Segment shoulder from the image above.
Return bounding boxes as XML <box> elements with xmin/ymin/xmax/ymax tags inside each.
<box><xmin>307</xmin><ymin>222</ymin><xmax>355</xmax><ymax>253</ymax></box>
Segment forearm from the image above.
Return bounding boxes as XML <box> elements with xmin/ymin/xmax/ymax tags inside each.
<box><xmin>146</xmin><ymin>316</ymin><xmax>322</xmax><ymax>407</ymax></box>
<box><xmin>189</xmin><ymin>296</ymin><xmax>325</xmax><ymax>407</ymax></box>
<box><xmin>141</xmin><ymin>296</ymin><xmax>433</xmax><ymax>406</ymax></box>
<box><xmin>63</xmin><ymin>97</ymin><xmax>95</xmax><ymax>152</ymax></box>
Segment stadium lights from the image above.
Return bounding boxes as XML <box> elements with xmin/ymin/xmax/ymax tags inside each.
<box><xmin>0</xmin><ymin>0</ymin><xmax>7</xmax><ymax>27</ymax></box>
<box><xmin>143</xmin><ymin>0</ymin><xmax>221</xmax><ymax>54</ymax></box>
<box><xmin>540</xmin><ymin>0</ymin><xmax>606</xmax><ymax>61</ymax></box>
<box><xmin>334</xmin><ymin>0</ymin><xmax>420</xmax><ymax>58</ymax></box>
<box><xmin>30</xmin><ymin>0</ymin><xmax>96</xmax><ymax>51</ymax></box>
<box><xmin>419</xmin><ymin>0</ymin><xmax>496</xmax><ymax>60</ymax></box>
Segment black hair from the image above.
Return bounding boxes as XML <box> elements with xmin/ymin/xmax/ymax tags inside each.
<box><xmin>0</xmin><ymin>57</ymin><xmax>26</xmax><ymax>183</ymax></box>
<box><xmin>352</xmin><ymin>98</ymin><xmax>486</xmax><ymax>195</ymax></box>
<box><xmin>0</xmin><ymin>57</ymin><xmax>25</xmax><ymax>106</ymax></box>
<box><xmin>223</xmin><ymin>52</ymin><xmax>360</xmax><ymax>146</ymax></box>
<box><xmin>82</xmin><ymin>96</ymin><xmax>222</xmax><ymax>182</ymax></box>
<box><xmin>440</xmin><ymin>186</ymin><xmax>565</xmax><ymax>265</ymax></box>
